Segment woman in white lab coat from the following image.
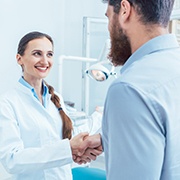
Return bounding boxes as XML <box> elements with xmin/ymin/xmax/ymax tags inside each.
<box><xmin>0</xmin><ymin>31</ymin><xmax>101</xmax><ymax>180</ymax></box>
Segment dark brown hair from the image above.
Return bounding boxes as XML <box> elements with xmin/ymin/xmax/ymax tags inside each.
<box><xmin>102</xmin><ymin>0</ymin><xmax>175</xmax><ymax>28</ymax></box>
<box><xmin>45</xmin><ymin>83</ymin><xmax>73</xmax><ymax>139</ymax></box>
<box><xmin>17</xmin><ymin>31</ymin><xmax>73</xmax><ymax>139</ymax></box>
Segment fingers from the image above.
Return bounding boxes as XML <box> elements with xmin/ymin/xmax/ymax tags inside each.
<box><xmin>74</xmin><ymin>155</ymin><xmax>91</xmax><ymax>164</ymax></box>
<box><xmin>82</xmin><ymin>148</ymin><xmax>97</xmax><ymax>161</ymax></box>
<box><xmin>74</xmin><ymin>132</ymin><xmax>89</xmax><ymax>141</ymax></box>
<box><xmin>70</xmin><ymin>132</ymin><xmax>89</xmax><ymax>156</ymax></box>
<box><xmin>96</xmin><ymin>145</ymin><xmax>103</xmax><ymax>151</ymax></box>
<box><xmin>72</xmin><ymin>154</ymin><xmax>77</xmax><ymax>160</ymax></box>
<box><xmin>73</xmin><ymin>147</ymin><xmax>103</xmax><ymax>164</ymax></box>
<box><xmin>71</xmin><ymin>133</ymin><xmax>102</xmax><ymax>162</ymax></box>
<box><xmin>86</xmin><ymin>148</ymin><xmax>102</xmax><ymax>157</ymax></box>
<box><xmin>82</xmin><ymin>133</ymin><xmax>102</xmax><ymax>149</ymax></box>
<box><xmin>77</xmin><ymin>140</ymin><xmax>91</xmax><ymax>156</ymax></box>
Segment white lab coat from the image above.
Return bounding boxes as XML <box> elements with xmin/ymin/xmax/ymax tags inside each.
<box><xmin>0</xmin><ymin>82</ymin><xmax>73</xmax><ymax>180</ymax></box>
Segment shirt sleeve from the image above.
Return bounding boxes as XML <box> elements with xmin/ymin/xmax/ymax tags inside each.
<box><xmin>0</xmin><ymin>97</ymin><xmax>72</xmax><ymax>174</ymax></box>
<box><xmin>102</xmin><ymin>82</ymin><xmax>165</xmax><ymax>179</ymax></box>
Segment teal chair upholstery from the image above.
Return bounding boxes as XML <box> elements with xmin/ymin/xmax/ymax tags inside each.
<box><xmin>72</xmin><ymin>167</ymin><xmax>106</xmax><ymax>180</ymax></box>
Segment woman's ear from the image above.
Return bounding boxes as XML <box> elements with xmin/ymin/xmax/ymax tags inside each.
<box><xmin>16</xmin><ymin>54</ymin><xmax>23</xmax><ymax>65</ymax></box>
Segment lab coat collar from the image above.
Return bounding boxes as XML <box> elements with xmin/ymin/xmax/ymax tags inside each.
<box><xmin>18</xmin><ymin>77</ymin><xmax>48</xmax><ymax>107</ymax></box>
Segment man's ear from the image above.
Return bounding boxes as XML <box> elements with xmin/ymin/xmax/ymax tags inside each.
<box><xmin>119</xmin><ymin>0</ymin><xmax>132</xmax><ymax>23</ymax></box>
<box><xmin>16</xmin><ymin>54</ymin><xmax>23</xmax><ymax>65</ymax></box>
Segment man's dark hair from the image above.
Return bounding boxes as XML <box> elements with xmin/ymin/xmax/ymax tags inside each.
<box><xmin>102</xmin><ymin>0</ymin><xmax>175</xmax><ymax>27</ymax></box>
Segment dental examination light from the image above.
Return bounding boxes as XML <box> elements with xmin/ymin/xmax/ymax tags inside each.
<box><xmin>85</xmin><ymin>39</ymin><xmax>117</xmax><ymax>82</ymax></box>
<box><xmin>58</xmin><ymin>39</ymin><xmax>117</xmax><ymax>114</ymax></box>
<box><xmin>86</xmin><ymin>60</ymin><xmax>117</xmax><ymax>82</ymax></box>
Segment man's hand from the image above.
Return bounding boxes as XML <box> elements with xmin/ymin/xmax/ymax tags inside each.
<box><xmin>74</xmin><ymin>147</ymin><xmax>103</xmax><ymax>164</ymax></box>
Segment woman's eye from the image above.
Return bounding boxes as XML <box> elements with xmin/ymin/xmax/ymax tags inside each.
<box><xmin>47</xmin><ymin>52</ymin><xmax>53</xmax><ymax>57</ymax></box>
<box><xmin>33</xmin><ymin>52</ymin><xmax>41</xmax><ymax>56</ymax></box>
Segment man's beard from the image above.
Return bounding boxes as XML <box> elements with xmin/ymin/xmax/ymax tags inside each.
<box><xmin>108</xmin><ymin>19</ymin><xmax>132</xmax><ymax>66</ymax></box>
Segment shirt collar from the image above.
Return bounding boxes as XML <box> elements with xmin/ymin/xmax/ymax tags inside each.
<box><xmin>18</xmin><ymin>77</ymin><xmax>48</xmax><ymax>107</ymax></box>
<box><xmin>121</xmin><ymin>34</ymin><xmax>179</xmax><ymax>74</ymax></box>
<box><xmin>19</xmin><ymin>76</ymin><xmax>34</xmax><ymax>91</ymax></box>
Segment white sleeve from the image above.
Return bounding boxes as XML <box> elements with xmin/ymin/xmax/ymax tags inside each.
<box><xmin>0</xmin><ymin>97</ymin><xmax>72</xmax><ymax>174</ymax></box>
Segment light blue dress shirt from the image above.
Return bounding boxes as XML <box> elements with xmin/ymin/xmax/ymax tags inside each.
<box><xmin>102</xmin><ymin>34</ymin><xmax>180</xmax><ymax>180</ymax></box>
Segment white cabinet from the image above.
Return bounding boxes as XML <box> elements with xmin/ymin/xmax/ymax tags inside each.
<box><xmin>170</xmin><ymin>0</ymin><xmax>180</xmax><ymax>43</ymax></box>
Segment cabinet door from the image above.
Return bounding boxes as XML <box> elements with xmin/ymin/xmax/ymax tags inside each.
<box><xmin>169</xmin><ymin>0</ymin><xmax>180</xmax><ymax>44</ymax></box>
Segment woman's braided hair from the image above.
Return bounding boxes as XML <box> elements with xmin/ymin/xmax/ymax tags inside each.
<box><xmin>45</xmin><ymin>82</ymin><xmax>73</xmax><ymax>139</ymax></box>
<box><xmin>17</xmin><ymin>31</ymin><xmax>73</xmax><ymax>139</ymax></box>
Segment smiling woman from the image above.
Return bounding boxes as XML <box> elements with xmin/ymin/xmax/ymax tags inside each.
<box><xmin>16</xmin><ymin>31</ymin><xmax>73</xmax><ymax>140</ymax></box>
<box><xmin>17</xmin><ymin>37</ymin><xmax>53</xmax><ymax>80</ymax></box>
<box><xmin>0</xmin><ymin>31</ymin><xmax>102</xmax><ymax>180</ymax></box>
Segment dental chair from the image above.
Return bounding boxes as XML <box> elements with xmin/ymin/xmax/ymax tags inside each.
<box><xmin>72</xmin><ymin>167</ymin><xmax>106</xmax><ymax>180</ymax></box>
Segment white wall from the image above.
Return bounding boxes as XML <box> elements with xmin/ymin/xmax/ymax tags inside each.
<box><xmin>0</xmin><ymin>0</ymin><xmax>65</xmax><ymax>93</ymax></box>
<box><xmin>63</xmin><ymin>0</ymin><xmax>107</xmax><ymax>55</ymax></box>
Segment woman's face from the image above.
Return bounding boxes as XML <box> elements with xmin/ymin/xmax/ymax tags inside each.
<box><xmin>17</xmin><ymin>37</ymin><xmax>53</xmax><ymax>84</ymax></box>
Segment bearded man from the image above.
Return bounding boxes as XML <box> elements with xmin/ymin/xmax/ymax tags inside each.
<box><xmin>77</xmin><ymin>0</ymin><xmax>180</xmax><ymax>179</ymax></box>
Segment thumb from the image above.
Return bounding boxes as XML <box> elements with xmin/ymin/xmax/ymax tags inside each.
<box><xmin>77</xmin><ymin>138</ymin><xmax>90</xmax><ymax>156</ymax></box>
<box><xmin>79</xmin><ymin>132</ymin><xmax>89</xmax><ymax>140</ymax></box>
<box><xmin>70</xmin><ymin>132</ymin><xmax>89</xmax><ymax>156</ymax></box>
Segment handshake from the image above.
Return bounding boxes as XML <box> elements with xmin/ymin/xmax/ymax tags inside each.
<box><xmin>70</xmin><ymin>133</ymin><xmax>102</xmax><ymax>164</ymax></box>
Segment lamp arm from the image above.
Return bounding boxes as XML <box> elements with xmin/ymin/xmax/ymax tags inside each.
<box><xmin>58</xmin><ymin>55</ymin><xmax>98</xmax><ymax>114</ymax></box>
<box><xmin>59</xmin><ymin>55</ymin><xmax>97</xmax><ymax>63</ymax></box>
